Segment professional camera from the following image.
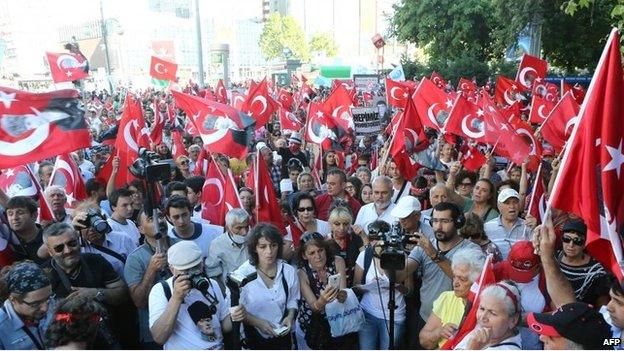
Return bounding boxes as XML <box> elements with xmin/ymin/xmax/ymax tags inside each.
<box><xmin>186</xmin><ymin>266</ymin><xmax>211</xmax><ymax>293</ymax></box>
<box><xmin>77</xmin><ymin>209</ymin><xmax>112</xmax><ymax>235</ymax></box>
<box><xmin>129</xmin><ymin>147</ymin><xmax>171</xmax><ymax>182</ymax></box>
<box><xmin>367</xmin><ymin>220</ymin><xmax>409</xmax><ymax>271</ymax></box>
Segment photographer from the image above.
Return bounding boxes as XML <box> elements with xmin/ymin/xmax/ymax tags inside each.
<box><xmin>148</xmin><ymin>241</ymin><xmax>245</xmax><ymax>349</ymax></box>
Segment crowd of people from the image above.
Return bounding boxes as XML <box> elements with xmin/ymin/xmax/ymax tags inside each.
<box><xmin>0</xmin><ymin>73</ymin><xmax>620</xmax><ymax>351</ymax></box>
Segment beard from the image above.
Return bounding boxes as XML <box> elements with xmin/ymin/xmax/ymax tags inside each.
<box><xmin>435</xmin><ymin>230</ymin><xmax>454</xmax><ymax>242</ymax></box>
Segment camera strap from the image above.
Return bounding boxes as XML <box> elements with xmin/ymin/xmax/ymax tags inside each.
<box><xmin>361</xmin><ymin>246</ymin><xmax>374</xmax><ymax>285</ymax></box>
<box><xmin>86</xmin><ymin>242</ymin><xmax>126</xmax><ymax>264</ymax></box>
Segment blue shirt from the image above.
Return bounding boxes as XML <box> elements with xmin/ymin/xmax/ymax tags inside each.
<box><xmin>484</xmin><ymin>216</ymin><xmax>530</xmax><ymax>259</ymax></box>
<box><xmin>0</xmin><ymin>300</ymin><xmax>49</xmax><ymax>349</ymax></box>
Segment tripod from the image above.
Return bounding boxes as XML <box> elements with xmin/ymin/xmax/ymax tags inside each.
<box><xmin>387</xmin><ymin>269</ymin><xmax>398</xmax><ymax>350</ymax></box>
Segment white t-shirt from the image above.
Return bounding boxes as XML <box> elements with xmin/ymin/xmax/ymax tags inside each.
<box><xmin>355</xmin><ymin>250</ymin><xmax>406</xmax><ymax>322</ymax></box>
<box><xmin>284</xmin><ymin>219</ymin><xmax>331</xmax><ymax>241</ymax></box>
<box><xmin>106</xmin><ymin>217</ymin><xmax>140</xmax><ymax>247</ymax></box>
<box><xmin>167</xmin><ymin>221</ymin><xmax>223</xmax><ymax>258</ymax></box>
<box><xmin>233</xmin><ymin>259</ymin><xmax>300</xmax><ymax>338</ymax></box>
<box><xmin>354</xmin><ymin>202</ymin><xmax>397</xmax><ymax>234</ymax></box>
<box><xmin>454</xmin><ymin>331</ymin><xmax>522</xmax><ymax>350</ymax></box>
<box><xmin>148</xmin><ymin>277</ymin><xmax>230</xmax><ymax>350</ymax></box>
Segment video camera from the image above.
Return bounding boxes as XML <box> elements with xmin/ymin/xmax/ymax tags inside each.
<box><xmin>366</xmin><ymin>220</ymin><xmax>410</xmax><ymax>271</ymax></box>
<box><xmin>77</xmin><ymin>209</ymin><xmax>112</xmax><ymax>236</ymax></box>
<box><xmin>128</xmin><ymin>147</ymin><xmax>171</xmax><ymax>183</ymax></box>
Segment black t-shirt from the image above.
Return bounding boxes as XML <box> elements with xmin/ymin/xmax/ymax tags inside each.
<box><xmin>329</xmin><ymin>234</ymin><xmax>364</xmax><ymax>287</ymax></box>
<box><xmin>278</xmin><ymin>147</ymin><xmax>309</xmax><ymax>178</ymax></box>
<box><xmin>46</xmin><ymin>253</ymin><xmax>120</xmax><ymax>298</ymax></box>
<box><xmin>11</xmin><ymin>226</ymin><xmax>47</xmax><ymax>266</ymax></box>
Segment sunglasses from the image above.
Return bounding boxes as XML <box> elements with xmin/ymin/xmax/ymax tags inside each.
<box><xmin>562</xmin><ymin>235</ymin><xmax>585</xmax><ymax>246</ymax></box>
<box><xmin>297</xmin><ymin>206</ymin><xmax>314</xmax><ymax>213</ymax></box>
<box><xmin>52</xmin><ymin>239</ymin><xmax>80</xmax><ymax>253</ymax></box>
<box><xmin>301</xmin><ymin>232</ymin><xmax>324</xmax><ymax>245</ymax></box>
<box><xmin>179</xmin><ymin>160</ymin><xmax>190</xmax><ymax>165</ymax></box>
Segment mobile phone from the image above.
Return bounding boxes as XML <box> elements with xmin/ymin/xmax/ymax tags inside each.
<box><xmin>273</xmin><ymin>325</ymin><xmax>289</xmax><ymax>336</ymax></box>
<box><xmin>328</xmin><ymin>273</ymin><xmax>341</xmax><ymax>289</ymax></box>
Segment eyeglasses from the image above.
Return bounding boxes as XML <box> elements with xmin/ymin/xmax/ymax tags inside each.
<box><xmin>511</xmin><ymin>259</ymin><xmax>536</xmax><ymax>270</ymax></box>
<box><xmin>562</xmin><ymin>235</ymin><xmax>585</xmax><ymax>246</ymax></box>
<box><xmin>301</xmin><ymin>232</ymin><xmax>324</xmax><ymax>245</ymax></box>
<box><xmin>179</xmin><ymin>160</ymin><xmax>190</xmax><ymax>165</ymax></box>
<box><xmin>21</xmin><ymin>295</ymin><xmax>52</xmax><ymax>308</ymax></box>
<box><xmin>297</xmin><ymin>206</ymin><xmax>314</xmax><ymax>213</ymax></box>
<box><xmin>429</xmin><ymin>218</ymin><xmax>453</xmax><ymax>225</ymax></box>
<box><xmin>52</xmin><ymin>239</ymin><xmax>80</xmax><ymax>253</ymax></box>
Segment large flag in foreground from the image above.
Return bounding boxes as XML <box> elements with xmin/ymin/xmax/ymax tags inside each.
<box><xmin>0</xmin><ymin>88</ymin><xmax>92</xmax><ymax>168</ymax></box>
<box><xmin>550</xmin><ymin>28</ymin><xmax>624</xmax><ymax>279</ymax></box>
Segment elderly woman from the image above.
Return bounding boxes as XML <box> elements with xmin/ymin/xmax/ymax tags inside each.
<box><xmin>285</xmin><ymin>192</ymin><xmax>331</xmax><ymax>249</ymax></box>
<box><xmin>297</xmin><ymin>172</ymin><xmax>318</xmax><ymax>197</ymax></box>
<box><xmin>295</xmin><ymin>232</ymin><xmax>357</xmax><ymax>349</ymax></box>
<box><xmin>419</xmin><ymin>248</ymin><xmax>486</xmax><ymax>349</ymax></box>
<box><xmin>176</xmin><ymin>155</ymin><xmax>192</xmax><ymax>178</ymax></box>
<box><xmin>355</xmin><ymin>167</ymin><xmax>372</xmax><ymax>186</ymax></box>
<box><xmin>233</xmin><ymin>223</ymin><xmax>299</xmax><ymax>350</ymax></box>
<box><xmin>455</xmin><ymin>281</ymin><xmax>522</xmax><ymax>350</ymax></box>
<box><xmin>327</xmin><ymin>206</ymin><xmax>363</xmax><ymax>287</ymax></box>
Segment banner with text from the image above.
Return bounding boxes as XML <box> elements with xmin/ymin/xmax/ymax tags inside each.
<box><xmin>352</xmin><ymin>106</ymin><xmax>382</xmax><ymax>136</ymax></box>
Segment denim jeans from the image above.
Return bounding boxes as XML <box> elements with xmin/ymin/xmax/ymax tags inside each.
<box><xmin>358</xmin><ymin>311</ymin><xmax>405</xmax><ymax>350</ymax></box>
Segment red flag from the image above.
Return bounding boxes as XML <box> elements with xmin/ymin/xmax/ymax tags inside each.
<box><xmin>149</xmin><ymin>56</ymin><xmax>177</xmax><ymax>82</ymax></box>
<box><xmin>150</xmin><ymin>100</ymin><xmax>164</xmax><ymax>146</ymax></box>
<box><xmin>460</xmin><ymin>146</ymin><xmax>487</xmax><ymax>171</ymax></box>
<box><xmin>481</xmin><ymin>96</ymin><xmax>531</xmax><ymax>164</ymax></box>
<box><xmin>0</xmin><ymin>166</ymin><xmax>39</xmax><ymax>198</ymax></box>
<box><xmin>323</xmin><ymin>84</ymin><xmax>354</xmax><ymax>132</ymax></box>
<box><xmin>304</xmin><ymin>102</ymin><xmax>342</xmax><ymax>151</ymax></box>
<box><xmin>430</xmin><ymin>71</ymin><xmax>447</xmax><ymax>89</ymax></box>
<box><xmin>507</xmin><ymin>115</ymin><xmax>542</xmax><ymax>160</ymax></box>
<box><xmin>516</xmin><ymin>53</ymin><xmax>548</xmax><ymax>90</ymax></box>
<box><xmin>562</xmin><ymin>81</ymin><xmax>587</xmax><ymax>104</ymax></box>
<box><xmin>527</xmin><ymin>164</ymin><xmax>547</xmax><ymax>224</ymax></box>
<box><xmin>495</xmin><ymin>75</ymin><xmax>527</xmax><ymax>106</ymax></box>
<box><xmin>278</xmin><ymin>107</ymin><xmax>302</xmax><ymax>133</ymax></box>
<box><xmin>242</xmin><ymin>80</ymin><xmax>278</xmax><ymax>129</ymax></box>
<box><xmin>457</xmin><ymin>77</ymin><xmax>477</xmax><ymax>94</ymax></box>
<box><xmin>528</xmin><ymin>94</ymin><xmax>556</xmax><ymax>124</ymax></box>
<box><xmin>171</xmin><ymin>130</ymin><xmax>188</xmax><ymax>160</ymax></box>
<box><xmin>532</xmin><ymin>80</ymin><xmax>559</xmax><ymax>103</ymax></box>
<box><xmin>550</xmin><ymin>28</ymin><xmax>624</xmax><ymax>278</ymax></box>
<box><xmin>311</xmin><ymin>148</ymin><xmax>323</xmax><ymax>189</ymax></box>
<box><xmin>172</xmin><ymin>90</ymin><xmax>254</xmax><ymax>159</ymax></box>
<box><xmin>444</xmin><ymin>94</ymin><xmax>487</xmax><ymax>143</ymax></box>
<box><xmin>230</xmin><ymin>91</ymin><xmax>246</xmax><ymax>110</ymax></box>
<box><xmin>413</xmin><ymin>78</ymin><xmax>453</xmax><ymax>131</ymax></box>
<box><xmin>45</xmin><ymin>52</ymin><xmax>88</xmax><ymax>83</ymax></box>
<box><xmin>201</xmin><ymin>157</ymin><xmax>242</xmax><ymax>226</ymax></box>
<box><xmin>0</xmin><ymin>88</ymin><xmax>92</xmax><ymax>169</ymax></box>
<box><xmin>539</xmin><ymin>91</ymin><xmax>580</xmax><ymax>153</ymax></box>
<box><xmin>215</xmin><ymin>79</ymin><xmax>228</xmax><ymax>104</ymax></box>
<box><xmin>192</xmin><ymin>148</ymin><xmax>209</xmax><ymax>176</ymax></box>
<box><xmin>114</xmin><ymin>94</ymin><xmax>146</xmax><ymax>187</ymax></box>
<box><xmin>385</xmin><ymin>78</ymin><xmax>412</xmax><ymax>108</ymax></box>
<box><xmin>49</xmin><ymin>154</ymin><xmax>87</xmax><ymax>208</ymax></box>
<box><xmin>441</xmin><ymin>255</ymin><xmax>496</xmax><ymax>349</ymax></box>
<box><xmin>249</xmin><ymin>151</ymin><xmax>287</xmax><ymax>234</ymax></box>
<box><xmin>277</xmin><ymin>88</ymin><xmax>294</xmax><ymax>111</ymax></box>
<box><xmin>389</xmin><ymin>98</ymin><xmax>429</xmax><ymax>180</ymax></box>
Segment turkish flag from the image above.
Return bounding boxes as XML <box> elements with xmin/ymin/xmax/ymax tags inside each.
<box><xmin>247</xmin><ymin>151</ymin><xmax>287</xmax><ymax>234</ymax></box>
<box><xmin>201</xmin><ymin>157</ymin><xmax>242</xmax><ymax>226</ymax></box>
<box><xmin>461</xmin><ymin>146</ymin><xmax>487</xmax><ymax>171</ymax></box>
<box><xmin>323</xmin><ymin>84</ymin><xmax>354</xmax><ymax>132</ymax></box>
<box><xmin>532</xmin><ymin>80</ymin><xmax>559</xmax><ymax>103</ymax></box>
<box><xmin>45</xmin><ymin>52</ymin><xmax>88</xmax><ymax>83</ymax></box>
<box><xmin>149</xmin><ymin>56</ymin><xmax>177</xmax><ymax>82</ymax></box>
<box><xmin>413</xmin><ymin>78</ymin><xmax>453</xmax><ymax>131</ymax></box>
<box><xmin>0</xmin><ymin>165</ymin><xmax>39</xmax><ymax>198</ymax></box>
<box><xmin>539</xmin><ymin>91</ymin><xmax>580</xmax><ymax>153</ymax></box>
<box><xmin>243</xmin><ymin>79</ymin><xmax>278</xmax><ymax>129</ymax></box>
<box><xmin>562</xmin><ymin>81</ymin><xmax>587</xmax><ymax>105</ymax></box>
<box><xmin>529</xmin><ymin>94</ymin><xmax>557</xmax><ymax>124</ymax></box>
<box><xmin>49</xmin><ymin>154</ymin><xmax>87</xmax><ymax>209</ymax></box>
<box><xmin>171</xmin><ymin>129</ymin><xmax>187</xmax><ymax>160</ymax></box>
<box><xmin>114</xmin><ymin>94</ymin><xmax>146</xmax><ymax>187</ymax></box>
<box><xmin>0</xmin><ymin>88</ymin><xmax>92</xmax><ymax>169</ymax></box>
<box><xmin>310</xmin><ymin>148</ymin><xmax>323</xmax><ymax>189</ymax></box>
<box><xmin>457</xmin><ymin>77</ymin><xmax>477</xmax><ymax>94</ymax></box>
<box><xmin>430</xmin><ymin>71</ymin><xmax>447</xmax><ymax>89</ymax></box>
<box><xmin>385</xmin><ymin>78</ymin><xmax>412</xmax><ymax>108</ymax></box>
<box><xmin>550</xmin><ymin>28</ymin><xmax>624</xmax><ymax>278</ymax></box>
<box><xmin>481</xmin><ymin>96</ymin><xmax>531</xmax><ymax>164</ymax></box>
<box><xmin>444</xmin><ymin>94</ymin><xmax>487</xmax><ymax>143</ymax></box>
<box><xmin>277</xmin><ymin>88</ymin><xmax>294</xmax><ymax>111</ymax></box>
<box><xmin>192</xmin><ymin>148</ymin><xmax>209</xmax><ymax>176</ymax></box>
<box><xmin>389</xmin><ymin>98</ymin><xmax>429</xmax><ymax>180</ymax></box>
<box><xmin>230</xmin><ymin>91</ymin><xmax>246</xmax><ymax>110</ymax></box>
<box><xmin>278</xmin><ymin>107</ymin><xmax>301</xmax><ymax>133</ymax></box>
<box><xmin>215</xmin><ymin>79</ymin><xmax>228</xmax><ymax>104</ymax></box>
<box><xmin>516</xmin><ymin>53</ymin><xmax>548</xmax><ymax>90</ymax></box>
<box><xmin>304</xmin><ymin>102</ymin><xmax>343</xmax><ymax>151</ymax></box>
<box><xmin>495</xmin><ymin>75</ymin><xmax>527</xmax><ymax>106</ymax></box>
<box><xmin>172</xmin><ymin>90</ymin><xmax>254</xmax><ymax>159</ymax></box>
<box><xmin>441</xmin><ymin>255</ymin><xmax>496</xmax><ymax>350</ymax></box>
<box><xmin>527</xmin><ymin>164</ymin><xmax>547</xmax><ymax>224</ymax></box>
<box><xmin>150</xmin><ymin>100</ymin><xmax>164</xmax><ymax>146</ymax></box>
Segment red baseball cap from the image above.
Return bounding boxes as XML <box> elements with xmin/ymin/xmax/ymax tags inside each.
<box><xmin>494</xmin><ymin>241</ymin><xmax>540</xmax><ymax>283</ymax></box>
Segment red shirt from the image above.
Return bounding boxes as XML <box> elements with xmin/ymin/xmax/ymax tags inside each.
<box><xmin>314</xmin><ymin>193</ymin><xmax>361</xmax><ymax>221</ymax></box>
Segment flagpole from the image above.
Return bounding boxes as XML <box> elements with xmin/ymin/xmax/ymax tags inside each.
<box><xmin>526</xmin><ymin>163</ymin><xmax>542</xmax><ymax>220</ymax></box>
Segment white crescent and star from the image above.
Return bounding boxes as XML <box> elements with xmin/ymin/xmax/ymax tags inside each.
<box><xmin>537</xmin><ymin>105</ymin><xmax>549</xmax><ymax>120</ymax></box>
<box><xmin>518</xmin><ymin>67</ymin><xmax>538</xmax><ymax>88</ymax></box>
<box><xmin>0</xmin><ymin>90</ymin><xmax>17</xmax><ymax>109</ymax></box>
<box><xmin>251</xmin><ymin>95</ymin><xmax>268</xmax><ymax>116</ymax></box>
<box><xmin>306</xmin><ymin>116</ymin><xmax>326</xmax><ymax>144</ymax></box>
<box><xmin>204</xmin><ymin>178</ymin><xmax>224</xmax><ymax>206</ymax></box>
<box><xmin>461</xmin><ymin>114</ymin><xmax>485</xmax><ymax>139</ymax></box>
<box><xmin>0</xmin><ymin>123</ymin><xmax>50</xmax><ymax>156</ymax></box>
<box><xmin>200</xmin><ymin>128</ymin><xmax>229</xmax><ymax>145</ymax></box>
<box><xmin>517</xmin><ymin>128</ymin><xmax>537</xmax><ymax>155</ymax></box>
<box><xmin>390</xmin><ymin>87</ymin><xmax>404</xmax><ymax>101</ymax></box>
<box><xmin>56</xmin><ymin>54</ymin><xmax>80</xmax><ymax>70</ymax></box>
<box><xmin>504</xmin><ymin>89</ymin><xmax>517</xmax><ymax>105</ymax></box>
<box><xmin>603</xmin><ymin>139</ymin><xmax>624</xmax><ymax>179</ymax></box>
<box><xmin>154</xmin><ymin>63</ymin><xmax>167</xmax><ymax>74</ymax></box>
<box><xmin>427</xmin><ymin>103</ymin><xmax>441</xmax><ymax>129</ymax></box>
<box><xmin>123</xmin><ymin>120</ymin><xmax>139</xmax><ymax>152</ymax></box>
<box><xmin>565</xmin><ymin>116</ymin><xmax>580</xmax><ymax>137</ymax></box>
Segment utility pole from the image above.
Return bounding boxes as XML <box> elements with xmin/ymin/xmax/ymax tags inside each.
<box><xmin>99</xmin><ymin>0</ymin><xmax>113</xmax><ymax>93</ymax></box>
<box><xmin>194</xmin><ymin>0</ymin><xmax>205</xmax><ymax>87</ymax></box>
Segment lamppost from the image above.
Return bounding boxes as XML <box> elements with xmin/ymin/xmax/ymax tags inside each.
<box><xmin>99</xmin><ymin>0</ymin><xmax>113</xmax><ymax>92</ymax></box>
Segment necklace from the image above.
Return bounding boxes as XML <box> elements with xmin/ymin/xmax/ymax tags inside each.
<box><xmin>257</xmin><ymin>266</ymin><xmax>276</xmax><ymax>279</ymax></box>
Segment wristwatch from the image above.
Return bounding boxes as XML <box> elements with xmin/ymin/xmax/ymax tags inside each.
<box><xmin>95</xmin><ymin>289</ymin><xmax>105</xmax><ymax>303</ymax></box>
<box><xmin>430</xmin><ymin>251</ymin><xmax>444</xmax><ymax>263</ymax></box>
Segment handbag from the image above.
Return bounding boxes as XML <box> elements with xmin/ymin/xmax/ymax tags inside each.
<box><xmin>324</xmin><ymin>288</ymin><xmax>365</xmax><ymax>337</ymax></box>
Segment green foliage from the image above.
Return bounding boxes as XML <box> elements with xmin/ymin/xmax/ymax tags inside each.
<box><xmin>309</xmin><ymin>32</ymin><xmax>339</xmax><ymax>57</ymax></box>
<box><xmin>259</xmin><ymin>12</ymin><xmax>310</xmax><ymax>62</ymax></box>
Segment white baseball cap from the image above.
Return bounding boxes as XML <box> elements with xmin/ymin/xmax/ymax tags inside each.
<box><xmin>498</xmin><ymin>188</ymin><xmax>520</xmax><ymax>203</ymax></box>
<box><xmin>390</xmin><ymin>196</ymin><xmax>422</xmax><ymax>219</ymax></box>
<box><xmin>168</xmin><ymin>241</ymin><xmax>203</xmax><ymax>270</ymax></box>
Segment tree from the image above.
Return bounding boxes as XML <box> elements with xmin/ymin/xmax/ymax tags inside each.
<box><xmin>259</xmin><ymin>13</ymin><xmax>310</xmax><ymax>62</ymax></box>
<box><xmin>309</xmin><ymin>32</ymin><xmax>338</xmax><ymax>57</ymax></box>
<box><xmin>564</xmin><ymin>0</ymin><xmax>624</xmax><ymax>29</ymax></box>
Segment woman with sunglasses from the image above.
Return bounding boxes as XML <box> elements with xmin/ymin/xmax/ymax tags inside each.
<box><xmin>327</xmin><ymin>206</ymin><xmax>363</xmax><ymax>287</ymax></box>
<box><xmin>295</xmin><ymin>232</ymin><xmax>357</xmax><ymax>349</ymax></box>
<box><xmin>556</xmin><ymin>219</ymin><xmax>612</xmax><ymax>307</ymax></box>
<box><xmin>284</xmin><ymin>192</ymin><xmax>331</xmax><ymax>251</ymax></box>
<box><xmin>176</xmin><ymin>155</ymin><xmax>192</xmax><ymax>179</ymax></box>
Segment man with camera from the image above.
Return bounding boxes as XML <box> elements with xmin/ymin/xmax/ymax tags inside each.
<box><xmin>149</xmin><ymin>241</ymin><xmax>246</xmax><ymax>349</ymax></box>
<box><xmin>391</xmin><ymin>196</ymin><xmax>434</xmax><ymax>240</ymax></box>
